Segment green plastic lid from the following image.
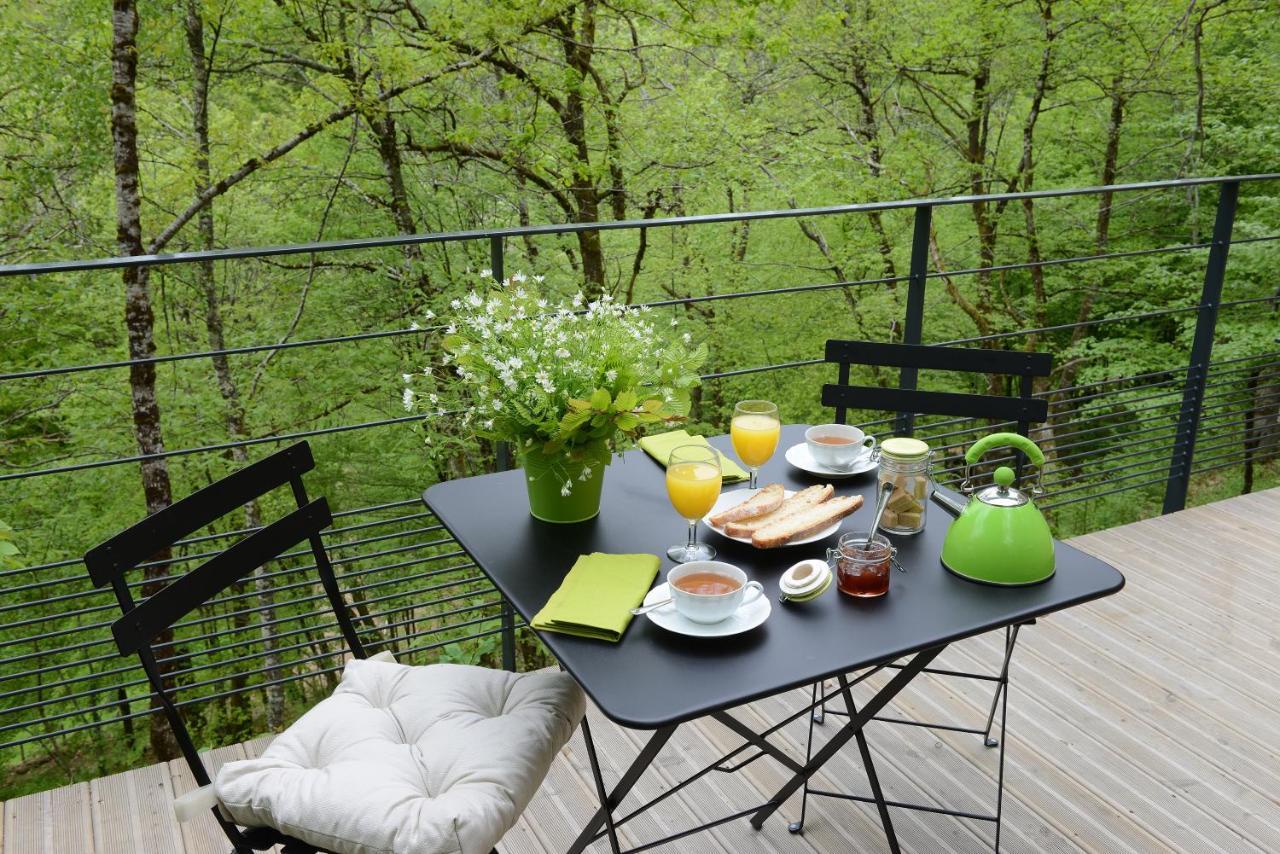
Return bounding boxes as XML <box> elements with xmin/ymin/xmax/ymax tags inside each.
<box><xmin>880</xmin><ymin>437</ymin><xmax>930</xmax><ymax>460</ymax></box>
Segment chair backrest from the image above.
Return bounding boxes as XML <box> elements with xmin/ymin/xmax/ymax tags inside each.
<box><xmin>822</xmin><ymin>340</ymin><xmax>1052</xmax><ymax>437</ymax></box>
<box><xmin>82</xmin><ymin>442</ymin><xmax>362</xmax><ymax>849</ymax></box>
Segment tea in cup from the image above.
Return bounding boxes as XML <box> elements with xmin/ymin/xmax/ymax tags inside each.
<box><xmin>667</xmin><ymin>561</ymin><xmax>764</xmax><ymax>624</ymax></box>
<box><xmin>805</xmin><ymin>424</ymin><xmax>876</xmax><ymax>471</ymax></box>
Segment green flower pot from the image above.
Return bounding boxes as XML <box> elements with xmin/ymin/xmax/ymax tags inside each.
<box><xmin>520</xmin><ymin>444</ymin><xmax>607</xmax><ymax>523</ymax></box>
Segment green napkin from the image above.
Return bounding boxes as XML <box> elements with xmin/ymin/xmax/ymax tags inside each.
<box><xmin>531</xmin><ymin>552</ymin><xmax>661</xmax><ymax>642</ymax></box>
<box><xmin>638</xmin><ymin>430</ymin><xmax>749</xmax><ymax>482</ymax></box>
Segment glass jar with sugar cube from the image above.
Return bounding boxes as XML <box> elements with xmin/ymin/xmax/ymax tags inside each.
<box><xmin>873</xmin><ymin>437</ymin><xmax>933</xmax><ymax>535</ymax></box>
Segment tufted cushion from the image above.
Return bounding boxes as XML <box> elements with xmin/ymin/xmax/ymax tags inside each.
<box><xmin>213</xmin><ymin>659</ymin><xmax>585</xmax><ymax>854</ymax></box>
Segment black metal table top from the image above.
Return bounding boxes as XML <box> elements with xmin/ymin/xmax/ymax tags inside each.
<box><xmin>424</xmin><ymin>424</ymin><xmax>1124</xmax><ymax>729</ymax></box>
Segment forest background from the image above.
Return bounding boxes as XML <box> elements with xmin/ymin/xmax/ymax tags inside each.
<box><xmin>1</xmin><ymin>0</ymin><xmax>1278</xmax><ymax>797</ymax></box>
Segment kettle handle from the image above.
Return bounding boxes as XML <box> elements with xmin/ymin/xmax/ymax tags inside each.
<box><xmin>965</xmin><ymin>432</ymin><xmax>1044</xmax><ymax>466</ymax></box>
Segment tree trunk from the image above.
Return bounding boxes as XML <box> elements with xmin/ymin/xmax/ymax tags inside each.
<box><xmin>558</xmin><ymin>3</ymin><xmax>606</xmax><ymax>297</ymax></box>
<box><xmin>369</xmin><ymin>103</ymin><xmax>432</xmax><ymax>306</ymax></box>
<box><xmin>184</xmin><ymin>0</ymin><xmax>284</xmax><ymax>734</ymax></box>
<box><xmin>112</xmin><ymin>0</ymin><xmax>180</xmax><ymax>762</ymax></box>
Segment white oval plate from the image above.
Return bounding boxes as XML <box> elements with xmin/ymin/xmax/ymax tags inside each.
<box><xmin>641</xmin><ymin>582</ymin><xmax>771</xmax><ymax>637</ymax></box>
<box><xmin>702</xmin><ymin>487</ymin><xmax>842</xmax><ymax>547</ymax></box>
<box><xmin>784</xmin><ymin>442</ymin><xmax>878</xmax><ymax>479</ymax></box>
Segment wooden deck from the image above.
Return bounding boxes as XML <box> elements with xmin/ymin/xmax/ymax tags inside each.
<box><xmin>5</xmin><ymin>489</ymin><xmax>1279</xmax><ymax>853</ymax></box>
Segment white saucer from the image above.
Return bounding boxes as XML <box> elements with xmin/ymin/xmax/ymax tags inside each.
<box><xmin>641</xmin><ymin>582</ymin><xmax>771</xmax><ymax>637</ymax></box>
<box><xmin>703</xmin><ymin>488</ymin><xmax>842</xmax><ymax>547</ymax></box>
<box><xmin>785</xmin><ymin>442</ymin><xmax>877</xmax><ymax>479</ymax></box>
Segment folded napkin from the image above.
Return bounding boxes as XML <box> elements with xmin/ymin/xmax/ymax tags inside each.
<box><xmin>531</xmin><ymin>552</ymin><xmax>661</xmax><ymax>642</ymax></box>
<box><xmin>638</xmin><ymin>430</ymin><xmax>749</xmax><ymax>482</ymax></box>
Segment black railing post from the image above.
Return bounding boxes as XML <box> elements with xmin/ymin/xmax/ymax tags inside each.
<box><xmin>896</xmin><ymin>205</ymin><xmax>933</xmax><ymax>436</ymax></box>
<box><xmin>1162</xmin><ymin>180</ymin><xmax>1239</xmax><ymax>514</ymax></box>
<box><xmin>489</xmin><ymin>234</ymin><xmax>513</xmax><ymax>472</ymax></box>
<box><xmin>488</xmin><ymin>235</ymin><xmax>517</xmax><ymax>671</ymax></box>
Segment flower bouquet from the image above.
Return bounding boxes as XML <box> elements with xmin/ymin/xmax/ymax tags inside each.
<box><xmin>415</xmin><ymin>274</ymin><xmax>705</xmax><ymax>522</ymax></box>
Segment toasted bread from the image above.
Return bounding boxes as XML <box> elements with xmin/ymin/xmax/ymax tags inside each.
<box><xmin>708</xmin><ymin>483</ymin><xmax>784</xmax><ymax>526</ymax></box>
<box><xmin>751</xmin><ymin>494</ymin><xmax>864</xmax><ymax>548</ymax></box>
<box><xmin>723</xmin><ymin>484</ymin><xmax>833</xmax><ymax>537</ymax></box>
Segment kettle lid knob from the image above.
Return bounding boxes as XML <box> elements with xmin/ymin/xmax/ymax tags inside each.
<box><xmin>994</xmin><ymin>466</ymin><xmax>1015</xmax><ymax>488</ymax></box>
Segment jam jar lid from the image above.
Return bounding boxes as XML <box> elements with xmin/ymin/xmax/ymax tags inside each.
<box><xmin>880</xmin><ymin>437</ymin><xmax>931</xmax><ymax>461</ymax></box>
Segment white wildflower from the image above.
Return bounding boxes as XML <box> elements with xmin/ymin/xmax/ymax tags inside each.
<box><xmin>683</xmin><ymin>332</ymin><xmax>692</xmax><ymax>344</ymax></box>
<box><xmin>402</xmin><ymin>388</ymin><xmax>415</xmax><ymax>411</ymax></box>
<box><xmin>579</xmin><ymin>467</ymin><xmax>592</xmax><ymax>482</ymax></box>
<box><xmin>572</xmin><ymin>292</ymin><xmax>584</xmax><ymax>307</ymax></box>
<box><xmin>555</xmin><ymin>347</ymin><xmax>571</xmax><ymax>359</ymax></box>
<box><xmin>561</xmin><ymin>479</ymin><xmax>573</xmax><ymax>497</ymax></box>
<box><xmin>492</xmin><ymin>398</ymin><xmax>503</xmax><ymax>411</ymax></box>
<box><xmin>480</xmin><ymin>268</ymin><xmax>492</xmax><ymax>278</ymax></box>
<box><xmin>423</xmin><ymin>309</ymin><xmax>435</xmax><ymax>320</ymax></box>
<box><xmin>428</xmin><ymin>393</ymin><xmax>439</xmax><ymax>404</ymax></box>
<box><xmin>534</xmin><ymin>274</ymin><xmax>545</xmax><ymax>283</ymax></box>
<box><xmin>402</xmin><ymin>373</ymin><xmax>412</xmax><ymax>384</ymax></box>
<box><xmin>605</xmin><ymin>369</ymin><xmax>618</xmax><ymax>383</ymax></box>
<box><xmin>451</xmin><ymin>299</ymin><xmax>462</xmax><ymax>310</ymax></box>
<box><xmin>409</xmin><ymin>320</ymin><xmax>421</xmax><ymax>331</ymax></box>
<box><xmin>670</xmin><ymin>318</ymin><xmax>679</xmax><ymax>326</ymax></box>
<box><xmin>512</xmin><ymin>272</ymin><xmax>527</xmax><ymax>283</ymax></box>
<box><xmin>484</xmin><ymin>418</ymin><xmax>494</xmax><ymax>429</ymax></box>
<box><xmin>467</xmin><ymin>291</ymin><xmax>483</xmax><ymax>307</ymax></box>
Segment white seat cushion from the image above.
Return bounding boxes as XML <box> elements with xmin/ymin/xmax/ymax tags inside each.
<box><xmin>213</xmin><ymin>659</ymin><xmax>584</xmax><ymax>854</ymax></box>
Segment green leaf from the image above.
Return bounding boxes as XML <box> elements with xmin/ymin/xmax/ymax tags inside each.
<box><xmin>590</xmin><ymin>388</ymin><xmax>611</xmax><ymax>410</ymax></box>
<box><xmin>614</xmin><ymin>389</ymin><xmax>637</xmax><ymax>412</ymax></box>
<box><xmin>558</xmin><ymin>409</ymin><xmax>592</xmax><ymax>437</ymax></box>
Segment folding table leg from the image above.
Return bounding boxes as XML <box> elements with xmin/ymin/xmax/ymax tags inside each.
<box><xmin>750</xmin><ymin>645</ymin><xmax>944</xmax><ymax>832</ymax></box>
<box><xmin>838</xmin><ymin>674</ymin><xmax>899</xmax><ymax>854</ymax></box>
<box><xmin>568</xmin><ymin>721</ymin><xmax>677</xmax><ymax>854</ymax></box>
<box><xmin>788</xmin><ymin>682</ymin><xmax>821</xmax><ymax>835</ymax></box>
<box><xmin>982</xmin><ymin>624</ymin><xmax>1021</xmax><ymax>748</ymax></box>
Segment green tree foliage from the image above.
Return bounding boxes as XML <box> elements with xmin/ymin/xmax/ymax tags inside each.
<box><xmin>0</xmin><ymin>0</ymin><xmax>1278</xmax><ymax>795</ymax></box>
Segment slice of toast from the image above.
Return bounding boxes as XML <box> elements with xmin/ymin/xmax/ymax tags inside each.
<box><xmin>723</xmin><ymin>484</ymin><xmax>833</xmax><ymax>537</ymax></box>
<box><xmin>751</xmin><ymin>494</ymin><xmax>864</xmax><ymax>548</ymax></box>
<box><xmin>708</xmin><ymin>483</ymin><xmax>784</xmax><ymax>527</ymax></box>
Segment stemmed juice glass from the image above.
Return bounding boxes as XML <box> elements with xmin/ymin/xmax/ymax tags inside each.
<box><xmin>731</xmin><ymin>400</ymin><xmax>781</xmax><ymax>489</ymax></box>
<box><xmin>666</xmin><ymin>444</ymin><xmax>722</xmax><ymax>562</ymax></box>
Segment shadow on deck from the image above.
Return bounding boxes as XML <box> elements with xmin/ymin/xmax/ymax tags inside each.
<box><xmin>5</xmin><ymin>489</ymin><xmax>1278</xmax><ymax>853</ymax></box>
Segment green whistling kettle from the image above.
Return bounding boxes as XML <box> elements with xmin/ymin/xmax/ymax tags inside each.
<box><xmin>940</xmin><ymin>432</ymin><xmax>1055</xmax><ymax>586</ymax></box>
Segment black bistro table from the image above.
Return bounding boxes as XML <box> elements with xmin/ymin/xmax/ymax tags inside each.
<box><xmin>424</xmin><ymin>424</ymin><xmax>1124</xmax><ymax>853</ymax></box>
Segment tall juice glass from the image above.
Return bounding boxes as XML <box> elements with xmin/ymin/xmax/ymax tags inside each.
<box><xmin>666</xmin><ymin>445</ymin><xmax>722</xmax><ymax>562</ymax></box>
<box><xmin>731</xmin><ymin>400</ymin><xmax>780</xmax><ymax>489</ymax></box>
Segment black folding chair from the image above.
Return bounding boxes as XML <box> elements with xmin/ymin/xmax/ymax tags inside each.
<box><xmin>84</xmin><ymin>443</ymin><xmax>357</xmax><ymax>853</ymax></box>
<box><xmin>85</xmin><ymin>442</ymin><xmax>581</xmax><ymax>854</ymax></box>
<box><xmin>787</xmin><ymin>340</ymin><xmax>1052</xmax><ymax>837</ymax></box>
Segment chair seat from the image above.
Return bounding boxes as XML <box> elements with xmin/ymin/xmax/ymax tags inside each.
<box><xmin>214</xmin><ymin>658</ymin><xmax>585</xmax><ymax>854</ymax></box>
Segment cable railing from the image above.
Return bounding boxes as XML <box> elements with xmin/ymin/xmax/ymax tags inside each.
<box><xmin>1</xmin><ymin>174</ymin><xmax>1278</xmax><ymax>757</ymax></box>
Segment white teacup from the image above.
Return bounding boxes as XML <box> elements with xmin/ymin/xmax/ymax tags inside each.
<box><xmin>805</xmin><ymin>424</ymin><xmax>876</xmax><ymax>471</ymax></box>
<box><xmin>666</xmin><ymin>561</ymin><xmax>764</xmax><ymax>624</ymax></box>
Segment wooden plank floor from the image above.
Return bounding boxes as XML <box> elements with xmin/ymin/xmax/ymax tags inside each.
<box><xmin>5</xmin><ymin>489</ymin><xmax>1278</xmax><ymax>853</ymax></box>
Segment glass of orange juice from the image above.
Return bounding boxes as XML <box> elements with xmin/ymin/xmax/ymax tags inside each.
<box><xmin>666</xmin><ymin>444</ymin><xmax>722</xmax><ymax>562</ymax></box>
<box><xmin>731</xmin><ymin>400</ymin><xmax>780</xmax><ymax>489</ymax></box>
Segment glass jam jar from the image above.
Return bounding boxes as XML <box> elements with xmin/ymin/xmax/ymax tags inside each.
<box><xmin>875</xmin><ymin>437</ymin><xmax>933</xmax><ymax>535</ymax></box>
